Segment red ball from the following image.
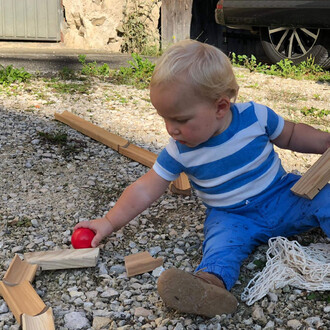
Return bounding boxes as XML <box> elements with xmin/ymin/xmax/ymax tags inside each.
<box><xmin>71</xmin><ymin>228</ymin><xmax>95</xmax><ymax>249</ymax></box>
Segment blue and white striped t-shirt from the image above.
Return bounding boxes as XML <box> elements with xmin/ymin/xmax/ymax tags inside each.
<box><xmin>153</xmin><ymin>101</ymin><xmax>287</xmax><ymax>208</ymax></box>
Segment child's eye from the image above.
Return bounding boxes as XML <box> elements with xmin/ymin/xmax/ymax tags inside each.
<box><xmin>177</xmin><ymin>119</ymin><xmax>189</xmax><ymax>124</ymax></box>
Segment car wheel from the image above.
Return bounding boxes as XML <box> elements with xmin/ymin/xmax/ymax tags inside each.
<box><xmin>260</xmin><ymin>27</ymin><xmax>330</xmax><ymax>68</ymax></box>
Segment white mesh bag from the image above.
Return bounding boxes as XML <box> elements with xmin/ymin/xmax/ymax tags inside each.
<box><xmin>241</xmin><ymin>236</ymin><xmax>330</xmax><ymax>305</ymax></box>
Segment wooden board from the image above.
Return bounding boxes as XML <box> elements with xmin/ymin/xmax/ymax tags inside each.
<box><xmin>291</xmin><ymin>148</ymin><xmax>330</xmax><ymax>199</ymax></box>
<box><xmin>55</xmin><ymin>111</ymin><xmax>191</xmax><ymax>196</ymax></box>
<box><xmin>0</xmin><ymin>280</ymin><xmax>46</xmax><ymax>324</ymax></box>
<box><xmin>118</xmin><ymin>144</ymin><xmax>158</xmax><ymax>168</ymax></box>
<box><xmin>170</xmin><ymin>173</ymin><xmax>191</xmax><ymax>196</ymax></box>
<box><xmin>161</xmin><ymin>0</ymin><xmax>193</xmax><ymax>48</ymax></box>
<box><xmin>55</xmin><ymin>111</ymin><xmax>128</xmax><ymax>151</ymax></box>
<box><xmin>24</xmin><ymin>248</ymin><xmax>100</xmax><ymax>271</ymax></box>
<box><xmin>22</xmin><ymin>307</ymin><xmax>55</xmax><ymax>330</ymax></box>
<box><xmin>3</xmin><ymin>254</ymin><xmax>38</xmax><ymax>285</ymax></box>
<box><xmin>125</xmin><ymin>251</ymin><xmax>163</xmax><ymax>277</ymax></box>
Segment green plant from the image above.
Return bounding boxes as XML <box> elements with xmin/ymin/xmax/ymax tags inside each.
<box><xmin>300</xmin><ymin>107</ymin><xmax>330</xmax><ymax>118</ymax></box>
<box><xmin>78</xmin><ymin>54</ymin><xmax>110</xmax><ymax>77</ymax></box>
<box><xmin>0</xmin><ymin>65</ymin><xmax>31</xmax><ymax>85</ymax></box>
<box><xmin>112</xmin><ymin>53</ymin><xmax>155</xmax><ymax>88</ymax></box>
<box><xmin>17</xmin><ymin>217</ymin><xmax>32</xmax><ymax>227</ymax></box>
<box><xmin>38</xmin><ymin>131</ymin><xmax>68</xmax><ymax>145</ymax></box>
<box><xmin>47</xmin><ymin>80</ymin><xmax>91</xmax><ymax>94</ymax></box>
<box><xmin>120</xmin><ymin>0</ymin><xmax>160</xmax><ymax>55</ymax></box>
<box><xmin>253</xmin><ymin>259</ymin><xmax>266</xmax><ymax>270</ymax></box>
<box><xmin>231</xmin><ymin>53</ymin><xmax>329</xmax><ymax>81</ymax></box>
<box><xmin>59</xmin><ymin>67</ymin><xmax>77</xmax><ymax>80</ymax></box>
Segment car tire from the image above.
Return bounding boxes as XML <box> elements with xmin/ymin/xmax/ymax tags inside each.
<box><xmin>260</xmin><ymin>27</ymin><xmax>330</xmax><ymax>69</ymax></box>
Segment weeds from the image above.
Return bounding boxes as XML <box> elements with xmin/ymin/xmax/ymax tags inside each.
<box><xmin>120</xmin><ymin>0</ymin><xmax>160</xmax><ymax>55</ymax></box>
<box><xmin>38</xmin><ymin>131</ymin><xmax>87</xmax><ymax>159</ymax></box>
<box><xmin>0</xmin><ymin>65</ymin><xmax>31</xmax><ymax>85</ymax></box>
<box><xmin>59</xmin><ymin>67</ymin><xmax>77</xmax><ymax>80</ymax></box>
<box><xmin>231</xmin><ymin>54</ymin><xmax>329</xmax><ymax>82</ymax></box>
<box><xmin>38</xmin><ymin>131</ymin><xmax>68</xmax><ymax>145</ymax></box>
<box><xmin>300</xmin><ymin>107</ymin><xmax>330</xmax><ymax>118</ymax></box>
<box><xmin>47</xmin><ymin>80</ymin><xmax>91</xmax><ymax>94</ymax></box>
<box><xmin>78</xmin><ymin>55</ymin><xmax>110</xmax><ymax>77</ymax></box>
<box><xmin>112</xmin><ymin>53</ymin><xmax>155</xmax><ymax>88</ymax></box>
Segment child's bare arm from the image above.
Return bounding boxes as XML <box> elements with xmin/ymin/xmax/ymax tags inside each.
<box><xmin>272</xmin><ymin>120</ymin><xmax>330</xmax><ymax>154</ymax></box>
<box><xmin>74</xmin><ymin>169</ymin><xmax>170</xmax><ymax>246</ymax></box>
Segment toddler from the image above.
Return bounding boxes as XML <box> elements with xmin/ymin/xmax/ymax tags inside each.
<box><xmin>75</xmin><ymin>40</ymin><xmax>330</xmax><ymax>317</ymax></box>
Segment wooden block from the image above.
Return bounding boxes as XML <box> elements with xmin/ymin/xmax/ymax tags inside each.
<box><xmin>118</xmin><ymin>144</ymin><xmax>158</xmax><ymax>168</ymax></box>
<box><xmin>170</xmin><ymin>173</ymin><xmax>191</xmax><ymax>196</ymax></box>
<box><xmin>0</xmin><ymin>281</ymin><xmax>46</xmax><ymax>324</ymax></box>
<box><xmin>125</xmin><ymin>251</ymin><xmax>163</xmax><ymax>277</ymax></box>
<box><xmin>22</xmin><ymin>307</ymin><xmax>55</xmax><ymax>330</ymax></box>
<box><xmin>291</xmin><ymin>148</ymin><xmax>330</xmax><ymax>199</ymax></box>
<box><xmin>24</xmin><ymin>248</ymin><xmax>100</xmax><ymax>271</ymax></box>
<box><xmin>3</xmin><ymin>254</ymin><xmax>38</xmax><ymax>285</ymax></box>
<box><xmin>55</xmin><ymin>111</ymin><xmax>128</xmax><ymax>151</ymax></box>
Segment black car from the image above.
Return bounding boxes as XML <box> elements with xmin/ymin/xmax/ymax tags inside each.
<box><xmin>215</xmin><ymin>0</ymin><xmax>330</xmax><ymax>68</ymax></box>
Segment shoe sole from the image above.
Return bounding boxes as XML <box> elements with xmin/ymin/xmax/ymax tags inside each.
<box><xmin>157</xmin><ymin>268</ymin><xmax>238</xmax><ymax>317</ymax></box>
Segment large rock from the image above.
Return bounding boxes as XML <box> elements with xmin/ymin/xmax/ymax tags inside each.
<box><xmin>62</xmin><ymin>0</ymin><xmax>161</xmax><ymax>52</ymax></box>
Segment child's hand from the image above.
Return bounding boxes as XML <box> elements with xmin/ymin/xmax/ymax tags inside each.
<box><xmin>73</xmin><ymin>217</ymin><xmax>115</xmax><ymax>247</ymax></box>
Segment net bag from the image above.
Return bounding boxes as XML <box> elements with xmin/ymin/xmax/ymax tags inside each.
<box><xmin>241</xmin><ymin>236</ymin><xmax>330</xmax><ymax>305</ymax></box>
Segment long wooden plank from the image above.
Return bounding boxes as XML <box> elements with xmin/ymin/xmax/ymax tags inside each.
<box><xmin>55</xmin><ymin>111</ymin><xmax>128</xmax><ymax>151</ymax></box>
<box><xmin>24</xmin><ymin>248</ymin><xmax>100</xmax><ymax>271</ymax></box>
<box><xmin>3</xmin><ymin>254</ymin><xmax>38</xmax><ymax>285</ymax></box>
<box><xmin>118</xmin><ymin>144</ymin><xmax>157</xmax><ymax>168</ymax></box>
<box><xmin>125</xmin><ymin>251</ymin><xmax>163</xmax><ymax>277</ymax></box>
<box><xmin>55</xmin><ymin>111</ymin><xmax>191</xmax><ymax>195</ymax></box>
<box><xmin>170</xmin><ymin>173</ymin><xmax>191</xmax><ymax>196</ymax></box>
<box><xmin>291</xmin><ymin>148</ymin><xmax>330</xmax><ymax>199</ymax></box>
<box><xmin>0</xmin><ymin>281</ymin><xmax>46</xmax><ymax>324</ymax></box>
<box><xmin>22</xmin><ymin>307</ymin><xmax>55</xmax><ymax>330</ymax></box>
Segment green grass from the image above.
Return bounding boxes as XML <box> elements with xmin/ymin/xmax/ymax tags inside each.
<box><xmin>231</xmin><ymin>54</ymin><xmax>330</xmax><ymax>82</ymax></box>
<box><xmin>78</xmin><ymin>55</ymin><xmax>110</xmax><ymax>77</ymax></box>
<box><xmin>0</xmin><ymin>65</ymin><xmax>31</xmax><ymax>85</ymax></box>
<box><xmin>111</xmin><ymin>53</ymin><xmax>155</xmax><ymax>89</ymax></box>
<box><xmin>300</xmin><ymin>107</ymin><xmax>329</xmax><ymax>118</ymax></box>
<box><xmin>46</xmin><ymin>80</ymin><xmax>91</xmax><ymax>94</ymax></box>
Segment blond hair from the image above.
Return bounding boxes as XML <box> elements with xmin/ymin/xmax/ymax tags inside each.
<box><xmin>150</xmin><ymin>39</ymin><xmax>239</xmax><ymax>102</ymax></box>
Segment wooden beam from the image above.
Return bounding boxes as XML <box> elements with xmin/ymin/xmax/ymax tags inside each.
<box><xmin>170</xmin><ymin>173</ymin><xmax>191</xmax><ymax>196</ymax></box>
<box><xmin>24</xmin><ymin>248</ymin><xmax>100</xmax><ymax>271</ymax></box>
<box><xmin>291</xmin><ymin>148</ymin><xmax>330</xmax><ymax>199</ymax></box>
<box><xmin>0</xmin><ymin>281</ymin><xmax>46</xmax><ymax>325</ymax></box>
<box><xmin>55</xmin><ymin>111</ymin><xmax>191</xmax><ymax>196</ymax></box>
<box><xmin>3</xmin><ymin>254</ymin><xmax>38</xmax><ymax>285</ymax></box>
<box><xmin>55</xmin><ymin>111</ymin><xmax>128</xmax><ymax>151</ymax></box>
<box><xmin>161</xmin><ymin>0</ymin><xmax>193</xmax><ymax>48</ymax></box>
<box><xmin>118</xmin><ymin>144</ymin><xmax>157</xmax><ymax>168</ymax></box>
<box><xmin>22</xmin><ymin>307</ymin><xmax>55</xmax><ymax>330</ymax></box>
<box><xmin>125</xmin><ymin>251</ymin><xmax>163</xmax><ymax>277</ymax></box>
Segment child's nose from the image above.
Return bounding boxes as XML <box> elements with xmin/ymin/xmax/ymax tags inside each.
<box><xmin>166</xmin><ymin>122</ymin><xmax>180</xmax><ymax>136</ymax></box>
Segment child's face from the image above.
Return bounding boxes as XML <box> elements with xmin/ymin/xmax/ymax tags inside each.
<box><xmin>150</xmin><ymin>82</ymin><xmax>231</xmax><ymax>148</ymax></box>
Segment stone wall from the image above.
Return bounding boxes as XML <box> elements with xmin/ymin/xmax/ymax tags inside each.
<box><xmin>62</xmin><ymin>0</ymin><xmax>161</xmax><ymax>52</ymax></box>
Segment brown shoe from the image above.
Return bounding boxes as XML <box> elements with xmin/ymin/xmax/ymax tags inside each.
<box><xmin>157</xmin><ymin>268</ymin><xmax>238</xmax><ymax>317</ymax></box>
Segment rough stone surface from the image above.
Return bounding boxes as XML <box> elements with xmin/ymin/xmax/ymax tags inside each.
<box><xmin>62</xmin><ymin>0</ymin><xmax>161</xmax><ymax>51</ymax></box>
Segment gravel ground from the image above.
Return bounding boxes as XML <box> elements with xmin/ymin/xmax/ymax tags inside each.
<box><xmin>0</xmin><ymin>67</ymin><xmax>329</xmax><ymax>329</ymax></box>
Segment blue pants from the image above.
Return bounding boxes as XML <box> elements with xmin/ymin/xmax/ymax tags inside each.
<box><xmin>195</xmin><ymin>173</ymin><xmax>330</xmax><ymax>290</ymax></box>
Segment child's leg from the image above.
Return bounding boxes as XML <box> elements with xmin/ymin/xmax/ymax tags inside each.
<box><xmin>268</xmin><ymin>175</ymin><xmax>330</xmax><ymax>237</ymax></box>
<box><xmin>195</xmin><ymin>208</ymin><xmax>270</xmax><ymax>290</ymax></box>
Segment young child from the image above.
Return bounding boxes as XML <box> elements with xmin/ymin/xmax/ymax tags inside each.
<box><xmin>74</xmin><ymin>39</ymin><xmax>330</xmax><ymax>317</ymax></box>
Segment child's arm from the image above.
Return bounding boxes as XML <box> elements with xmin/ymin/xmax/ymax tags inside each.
<box><xmin>272</xmin><ymin>120</ymin><xmax>330</xmax><ymax>154</ymax></box>
<box><xmin>74</xmin><ymin>169</ymin><xmax>170</xmax><ymax>247</ymax></box>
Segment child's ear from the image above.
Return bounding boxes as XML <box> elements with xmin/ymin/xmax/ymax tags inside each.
<box><xmin>215</xmin><ymin>96</ymin><xmax>231</xmax><ymax>118</ymax></box>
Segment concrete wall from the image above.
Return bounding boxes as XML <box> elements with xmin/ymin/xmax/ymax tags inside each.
<box><xmin>62</xmin><ymin>0</ymin><xmax>161</xmax><ymax>52</ymax></box>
